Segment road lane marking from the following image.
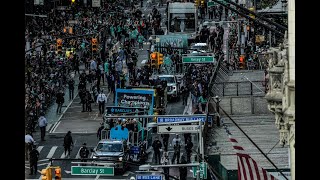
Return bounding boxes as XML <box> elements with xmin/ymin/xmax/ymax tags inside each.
<box><xmin>37</xmin><ymin>146</ymin><xmax>44</xmax><ymax>153</ymax></box>
<box><xmin>46</xmin><ymin>146</ymin><xmax>58</xmax><ymax>159</ymax></box>
<box><xmin>75</xmin><ymin>148</ymin><xmax>81</xmax><ymax>159</ymax></box>
<box><xmin>51</xmin><ymin>121</ymin><xmax>61</xmax><ymax>133</ymax></box>
<box><xmin>60</xmin><ymin>152</ymin><xmax>66</xmax><ymax>158</ymax></box>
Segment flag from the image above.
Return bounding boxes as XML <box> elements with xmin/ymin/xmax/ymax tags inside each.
<box><xmin>221</xmin><ymin>119</ymin><xmax>278</xmax><ymax>180</ymax></box>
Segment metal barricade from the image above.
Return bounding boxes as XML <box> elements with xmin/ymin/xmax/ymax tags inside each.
<box><xmin>100</xmin><ymin>130</ymin><xmax>110</xmax><ymax>140</ymax></box>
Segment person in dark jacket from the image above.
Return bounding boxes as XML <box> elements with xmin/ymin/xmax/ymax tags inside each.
<box><xmin>79</xmin><ymin>88</ymin><xmax>87</xmax><ymax>112</ymax></box>
<box><xmin>85</xmin><ymin>90</ymin><xmax>93</xmax><ymax>112</ymax></box>
<box><xmin>79</xmin><ymin>143</ymin><xmax>90</xmax><ymax>165</ymax></box>
<box><xmin>97</xmin><ymin>123</ymin><xmax>104</xmax><ymax>140</ymax></box>
<box><xmin>68</xmin><ymin>78</ymin><xmax>75</xmax><ymax>101</ymax></box>
<box><xmin>63</xmin><ymin>131</ymin><xmax>74</xmax><ymax>158</ymax></box>
<box><xmin>152</xmin><ymin>137</ymin><xmax>162</xmax><ymax>164</ymax></box>
<box><xmin>179</xmin><ymin>156</ymin><xmax>188</xmax><ymax>180</ymax></box>
<box><xmin>180</xmin><ymin>86</ymin><xmax>189</xmax><ymax>105</ymax></box>
<box><xmin>56</xmin><ymin>89</ymin><xmax>65</xmax><ymax>113</ymax></box>
<box><xmin>29</xmin><ymin>145</ymin><xmax>40</xmax><ymax>175</ymax></box>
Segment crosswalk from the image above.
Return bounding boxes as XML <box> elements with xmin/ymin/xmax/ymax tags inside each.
<box><xmin>25</xmin><ymin>145</ymin><xmax>95</xmax><ymax>168</ymax></box>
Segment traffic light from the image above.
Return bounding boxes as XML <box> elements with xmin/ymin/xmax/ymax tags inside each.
<box><xmin>194</xmin><ymin>0</ymin><xmax>199</xmax><ymax>6</ymax></box>
<box><xmin>200</xmin><ymin>0</ymin><xmax>205</xmax><ymax>6</ymax></box>
<box><xmin>249</xmin><ymin>7</ymin><xmax>255</xmax><ymax>19</ymax></box>
<box><xmin>92</xmin><ymin>38</ymin><xmax>98</xmax><ymax>53</ymax></box>
<box><xmin>71</xmin><ymin>0</ymin><xmax>75</xmax><ymax>3</ymax></box>
<box><xmin>150</xmin><ymin>52</ymin><xmax>158</xmax><ymax>69</ymax></box>
<box><xmin>239</xmin><ymin>55</ymin><xmax>245</xmax><ymax>69</ymax></box>
<box><xmin>56</xmin><ymin>38</ymin><xmax>63</xmax><ymax>54</ymax></box>
<box><xmin>54</xmin><ymin>168</ymin><xmax>62</xmax><ymax>180</ymax></box>
<box><xmin>157</xmin><ymin>52</ymin><xmax>164</xmax><ymax>65</ymax></box>
<box><xmin>41</xmin><ymin>168</ymin><xmax>52</xmax><ymax>180</ymax></box>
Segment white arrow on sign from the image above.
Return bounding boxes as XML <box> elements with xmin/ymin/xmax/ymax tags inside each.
<box><xmin>65</xmin><ymin>170</ymin><xmax>71</xmax><ymax>174</ymax></box>
<box><xmin>158</xmin><ymin>125</ymin><xmax>199</xmax><ymax>134</ymax></box>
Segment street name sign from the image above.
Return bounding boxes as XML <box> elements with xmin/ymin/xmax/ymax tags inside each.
<box><xmin>158</xmin><ymin>125</ymin><xmax>200</xmax><ymax>134</ymax></box>
<box><xmin>136</xmin><ymin>175</ymin><xmax>162</xmax><ymax>180</ymax></box>
<box><xmin>157</xmin><ymin>116</ymin><xmax>206</xmax><ymax>123</ymax></box>
<box><xmin>182</xmin><ymin>56</ymin><xmax>214</xmax><ymax>63</ymax></box>
<box><xmin>71</xmin><ymin>166</ymin><xmax>114</xmax><ymax>176</ymax></box>
<box><xmin>192</xmin><ymin>162</ymin><xmax>207</xmax><ymax>179</ymax></box>
<box><xmin>92</xmin><ymin>0</ymin><xmax>101</xmax><ymax>7</ymax></box>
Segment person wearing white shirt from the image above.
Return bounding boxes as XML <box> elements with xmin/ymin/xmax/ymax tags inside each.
<box><xmin>25</xmin><ymin>133</ymin><xmax>35</xmax><ymax>160</ymax></box>
<box><xmin>172</xmin><ymin>134</ymin><xmax>181</xmax><ymax>146</ymax></box>
<box><xmin>38</xmin><ymin>112</ymin><xmax>48</xmax><ymax>141</ymax></box>
<box><xmin>96</xmin><ymin>90</ymin><xmax>107</xmax><ymax>114</ymax></box>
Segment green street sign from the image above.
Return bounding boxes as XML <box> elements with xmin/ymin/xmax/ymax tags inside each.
<box><xmin>71</xmin><ymin>166</ymin><xmax>114</xmax><ymax>176</ymax></box>
<box><xmin>192</xmin><ymin>162</ymin><xmax>207</xmax><ymax>179</ymax></box>
<box><xmin>182</xmin><ymin>56</ymin><xmax>214</xmax><ymax>63</ymax></box>
<box><xmin>207</xmin><ymin>1</ymin><xmax>216</xmax><ymax>7</ymax></box>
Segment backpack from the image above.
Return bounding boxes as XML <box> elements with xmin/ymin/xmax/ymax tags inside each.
<box><xmin>80</xmin><ymin>147</ymin><xmax>87</xmax><ymax>158</ymax></box>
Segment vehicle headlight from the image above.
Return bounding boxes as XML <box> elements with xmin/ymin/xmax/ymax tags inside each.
<box><xmin>118</xmin><ymin>157</ymin><xmax>123</xmax><ymax>161</ymax></box>
<box><xmin>93</xmin><ymin>156</ymin><xmax>97</xmax><ymax>159</ymax></box>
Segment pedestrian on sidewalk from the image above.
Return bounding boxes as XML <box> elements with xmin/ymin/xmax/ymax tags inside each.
<box><xmin>68</xmin><ymin>77</ymin><xmax>75</xmax><ymax>101</ymax></box>
<box><xmin>56</xmin><ymin>89</ymin><xmax>65</xmax><ymax>114</ymax></box>
<box><xmin>152</xmin><ymin>137</ymin><xmax>162</xmax><ymax>164</ymax></box>
<box><xmin>38</xmin><ymin>112</ymin><xmax>48</xmax><ymax>141</ymax></box>
<box><xmin>25</xmin><ymin>132</ymin><xmax>35</xmax><ymax>160</ymax></box>
<box><xmin>96</xmin><ymin>90</ymin><xmax>107</xmax><ymax>115</ymax></box>
<box><xmin>29</xmin><ymin>144</ymin><xmax>40</xmax><ymax>175</ymax></box>
<box><xmin>63</xmin><ymin>131</ymin><xmax>74</xmax><ymax>158</ymax></box>
<box><xmin>198</xmin><ymin>93</ymin><xmax>208</xmax><ymax>112</ymax></box>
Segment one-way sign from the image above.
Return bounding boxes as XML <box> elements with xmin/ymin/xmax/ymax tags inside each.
<box><xmin>158</xmin><ymin>125</ymin><xmax>200</xmax><ymax>134</ymax></box>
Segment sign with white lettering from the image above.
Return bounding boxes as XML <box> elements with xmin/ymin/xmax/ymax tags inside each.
<box><xmin>158</xmin><ymin>125</ymin><xmax>199</xmax><ymax>133</ymax></box>
<box><xmin>157</xmin><ymin>116</ymin><xmax>205</xmax><ymax>123</ymax></box>
<box><xmin>92</xmin><ymin>0</ymin><xmax>101</xmax><ymax>7</ymax></box>
<box><xmin>136</xmin><ymin>175</ymin><xmax>162</xmax><ymax>180</ymax></box>
<box><xmin>115</xmin><ymin>89</ymin><xmax>155</xmax><ymax>115</ymax></box>
<box><xmin>106</xmin><ymin>106</ymin><xmax>145</xmax><ymax>115</ymax></box>
<box><xmin>71</xmin><ymin>166</ymin><xmax>114</xmax><ymax>176</ymax></box>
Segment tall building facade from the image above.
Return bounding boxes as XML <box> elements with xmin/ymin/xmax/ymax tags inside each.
<box><xmin>265</xmin><ymin>0</ymin><xmax>294</xmax><ymax>179</ymax></box>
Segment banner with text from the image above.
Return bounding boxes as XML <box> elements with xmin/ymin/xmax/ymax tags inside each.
<box><xmin>115</xmin><ymin>89</ymin><xmax>155</xmax><ymax>115</ymax></box>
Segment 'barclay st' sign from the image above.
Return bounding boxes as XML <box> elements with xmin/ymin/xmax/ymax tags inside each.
<box><xmin>182</xmin><ymin>56</ymin><xmax>214</xmax><ymax>63</ymax></box>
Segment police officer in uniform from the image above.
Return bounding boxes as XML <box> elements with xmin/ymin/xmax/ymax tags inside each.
<box><xmin>172</xmin><ymin>140</ymin><xmax>181</xmax><ymax>164</ymax></box>
<box><xmin>152</xmin><ymin>137</ymin><xmax>162</xmax><ymax>164</ymax></box>
<box><xmin>79</xmin><ymin>143</ymin><xmax>90</xmax><ymax>166</ymax></box>
<box><xmin>29</xmin><ymin>145</ymin><xmax>40</xmax><ymax>175</ymax></box>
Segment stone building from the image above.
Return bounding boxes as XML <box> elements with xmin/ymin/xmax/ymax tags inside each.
<box><xmin>265</xmin><ymin>0</ymin><xmax>295</xmax><ymax>179</ymax></box>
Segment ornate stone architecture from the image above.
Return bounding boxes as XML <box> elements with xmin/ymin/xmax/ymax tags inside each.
<box><xmin>265</xmin><ymin>0</ymin><xmax>295</xmax><ymax>179</ymax></box>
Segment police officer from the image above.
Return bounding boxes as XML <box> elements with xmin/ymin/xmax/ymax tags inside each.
<box><xmin>96</xmin><ymin>90</ymin><xmax>107</xmax><ymax>114</ymax></box>
<box><xmin>172</xmin><ymin>140</ymin><xmax>181</xmax><ymax>164</ymax></box>
<box><xmin>179</xmin><ymin>156</ymin><xmax>187</xmax><ymax>180</ymax></box>
<box><xmin>152</xmin><ymin>137</ymin><xmax>162</xmax><ymax>164</ymax></box>
<box><xmin>185</xmin><ymin>138</ymin><xmax>193</xmax><ymax>163</ymax></box>
<box><xmin>25</xmin><ymin>132</ymin><xmax>35</xmax><ymax>160</ymax></box>
<box><xmin>29</xmin><ymin>145</ymin><xmax>40</xmax><ymax>175</ymax></box>
<box><xmin>161</xmin><ymin>134</ymin><xmax>169</xmax><ymax>151</ymax></box>
<box><xmin>79</xmin><ymin>143</ymin><xmax>90</xmax><ymax>166</ymax></box>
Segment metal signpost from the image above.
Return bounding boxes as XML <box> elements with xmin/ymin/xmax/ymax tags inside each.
<box><xmin>158</xmin><ymin>125</ymin><xmax>200</xmax><ymax>134</ymax></box>
<box><xmin>182</xmin><ymin>56</ymin><xmax>214</xmax><ymax>63</ymax></box>
<box><xmin>71</xmin><ymin>166</ymin><xmax>114</xmax><ymax>176</ymax></box>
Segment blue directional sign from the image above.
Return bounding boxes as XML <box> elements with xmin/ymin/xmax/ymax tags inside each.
<box><xmin>136</xmin><ymin>175</ymin><xmax>162</xmax><ymax>180</ymax></box>
<box><xmin>157</xmin><ymin>116</ymin><xmax>213</xmax><ymax>123</ymax></box>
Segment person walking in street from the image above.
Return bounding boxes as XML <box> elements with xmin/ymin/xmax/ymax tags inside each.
<box><xmin>161</xmin><ymin>150</ymin><xmax>169</xmax><ymax>180</ymax></box>
<box><xmin>161</xmin><ymin>134</ymin><xmax>169</xmax><ymax>151</ymax></box>
<box><xmin>137</xmin><ymin>33</ymin><xmax>145</xmax><ymax>50</ymax></box>
<box><xmin>25</xmin><ymin>132</ymin><xmax>35</xmax><ymax>160</ymax></box>
<box><xmin>180</xmin><ymin>86</ymin><xmax>188</xmax><ymax>106</ymax></box>
<box><xmin>79</xmin><ymin>143</ymin><xmax>90</xmax><ymax>165</ymax></box>
<box><xmin>179</xmin><ymin>156</ymin><xmax>188</xmax><ymax>180</ymax></box>
<box><xmin>38</xmin><ymin>112</ymin><xmax>47</xmax><ymax>141</ymax></box>
<box><xmin>172</xmin><ymin>140</ymin><xmax>181</xmax><ymax>164</ymax></box>
<box><xmin>56</xmin><ymin>89</ymin><xmax>65</xmax><ymax>114</ymax></box>
<box><xmin>85</xmin><ymin>90</ymin><xmax>93</xmax><ymax>112</ymax></box>
<box><xmin>68</xmin><ymin>78</ymin><xmax>75</xmax><ymax>101</ymax></box>
<box><xmin>198</xmin><ymin>93</ymin><xmax>208</xmax><ymax>112</ymax></box>
<box><xmin>152</xmin><ymin>137</ymin><xmax>162</xmax><ymax>164</ymax></box>
<box><xmin>29</xmin><ymin>144</ymin><xmax>40</xmax><ymax>175</ymax></box>
<box><xmin>63</xmin><ymin>131</ymin><xmax>74</xmax><ymax>158</ymax></box>
<box><xmin>185</xmin><ymin>137</ymin><xmax>193</xmax><ymax>163</ymax></box>
<box><xmin>96</xmin><ymin>90</ymin><xmax>107</xmax><ymax>115</ymax></box>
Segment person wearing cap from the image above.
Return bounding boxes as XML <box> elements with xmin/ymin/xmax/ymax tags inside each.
<box><xmin>79</xmin><ymin>143</ymin><xmax>90</xmax><ymax>165</ymax></box>
<box><xmin>29</xmin><ymin>144</ymin><xmax>40</xmax><ymax>175</ymax></box>
<box><xmin>25</xmin><ymin>132</ymin><xmax>35</xmax><ymax>160</ymax></box>
<box><xmin>38</xmin><ymin>112</ymin><xmax>47</xmax><ymax>141</ymax></box>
